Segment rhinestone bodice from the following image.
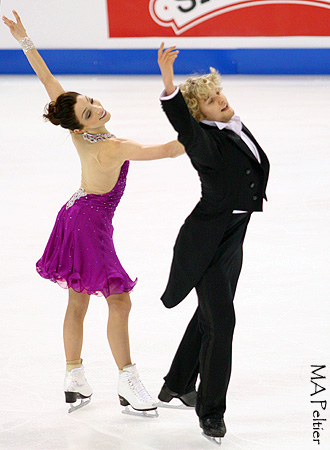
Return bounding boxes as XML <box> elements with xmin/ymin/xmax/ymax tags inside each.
<box><xmin>65</xmin><ymin>161</ymin><xmax>129</xmax><ymax>216</ymax></box>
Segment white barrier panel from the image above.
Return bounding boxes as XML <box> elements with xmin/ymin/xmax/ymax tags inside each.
<box><xmin>0</xmin><ymin>0</ymin><xmax>330</xmax><ymax>49</ymax></box>
<box><xmin>0</xmin><ymin>0</ymin><xmax>329</xmax><ymax>73</ymax></box>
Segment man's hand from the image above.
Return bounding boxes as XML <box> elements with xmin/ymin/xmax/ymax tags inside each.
<box><xmin>158</xmin><ymin>42</ymin><xmax>179</xmax><ymax>96</ymax></box>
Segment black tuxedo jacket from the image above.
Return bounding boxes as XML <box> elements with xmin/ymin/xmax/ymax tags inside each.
<box><xmin>161</xmin><ymin>89</ymin><xmax>270</xmax><ymax>308</ymax></box>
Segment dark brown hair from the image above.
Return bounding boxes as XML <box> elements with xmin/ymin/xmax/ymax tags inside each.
<box><xmin>43</xmin><ymin>91</ymin><xmax>83</xmax><ymax>131</ymax></box>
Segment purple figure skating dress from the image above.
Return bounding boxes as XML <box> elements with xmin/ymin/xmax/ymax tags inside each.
<box><xmin>36</xmin><ymin>160</ymin><xmax>137</xmax><ymax>297</ymax></box>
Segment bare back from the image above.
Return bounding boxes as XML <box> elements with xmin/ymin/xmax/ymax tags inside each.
<box><xmin>71</xmin><ymin>134</ymin><xmax>124</xmax><ymax>195</ymax></box>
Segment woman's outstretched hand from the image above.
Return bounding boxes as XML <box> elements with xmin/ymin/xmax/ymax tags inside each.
<box><xmin>2</xmin><ymin>10</ymin><xmax>27</xmax><ymax>41</ymax></box>
<box><xmin>158</xmin><ymin>42</ymin><xmax>179</xmax><ymax>96</ymax></box>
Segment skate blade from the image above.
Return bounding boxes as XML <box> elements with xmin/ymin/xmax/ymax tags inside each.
<box><xmin>156</xmin><ymin>401</ymin><xmax>194</xmax><ymax>410</ymax></box>
<box><xmin>202</xmin><ymin>432</ymin><xmax>222</xmax><ymax>446</ymax></box>
<box><xmin>68</xmin><ymin>397</ymin><xmax>91</xmax><ymax>413</ymax></box>
<box><xmin>121</xmin><ymin>406</ymin><xmax>159</xmax><ymax>418</ymax></box>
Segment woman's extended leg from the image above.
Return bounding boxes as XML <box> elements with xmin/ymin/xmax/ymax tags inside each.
<box><xmin>106</xmin><ymin>292</ymin><xmax>132</xmax><ymax>370</ymax></box>
<box><xmin>63</xmin><ymin>288</ymin><xmax>92</xmax><ymax>410</ymax></box>
<box><xmin>63</xmin><ymin>288</ymin><xmax>90</xmax><ymax>361</ymax></box>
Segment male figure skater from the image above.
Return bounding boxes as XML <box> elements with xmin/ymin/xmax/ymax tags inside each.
<box><xmin>157</xmin><ymin>44</ymin><xmax>270</xmax><ymax>442</ymax></box>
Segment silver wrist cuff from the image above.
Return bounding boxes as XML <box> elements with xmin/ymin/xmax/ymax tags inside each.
<box><xmin>18</xmin><ymin>37</ymin><xmax>35</xmax><ymax>53</ymax></box>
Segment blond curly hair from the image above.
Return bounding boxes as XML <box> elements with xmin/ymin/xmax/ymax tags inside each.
<box><xmin>179</xmin><ymin>67</ymin><xmax>222</xmax><ymax>121</ymax></box>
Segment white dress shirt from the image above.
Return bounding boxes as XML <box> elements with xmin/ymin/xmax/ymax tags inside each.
<box><xmin>201</xmin><ymin>116</ymin><xmax>261</xmax><ymax>164</ymax></box>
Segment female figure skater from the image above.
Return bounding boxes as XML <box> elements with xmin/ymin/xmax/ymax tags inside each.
<box><xmin>2</xmin><ymin>11</ymin><xmax>184</xmax><ymax>415</ymax></box>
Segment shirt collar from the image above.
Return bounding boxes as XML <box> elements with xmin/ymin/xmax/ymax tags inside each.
<box><xmin>201</xmin><ymin>115</ymin><xmax>242</xmax><ymax>136</ymax></box>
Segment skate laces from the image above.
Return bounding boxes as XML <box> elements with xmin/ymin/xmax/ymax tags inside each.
<box><xmin>127</xmin><ymin>373</ymin><xmax>153</xmax><ymax>403</ymax></box>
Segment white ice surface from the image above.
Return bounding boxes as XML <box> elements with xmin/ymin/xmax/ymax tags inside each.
<box><xmin>0</xmin><ymin>75</ymin><xmax>329</xmax><ymax>449</ymax></box>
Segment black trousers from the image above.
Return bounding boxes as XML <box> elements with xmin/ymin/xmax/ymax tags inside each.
<box><xmin>164</xmin><ymin>213</ymin><xmax>251</xmax><ymax>419</ymax></box>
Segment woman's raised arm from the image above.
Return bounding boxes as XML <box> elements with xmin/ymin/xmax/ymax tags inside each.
<box><xmin>2</xmin><ymin>10</ymin><xmax>65</xmax><ymax>101</ymax></box>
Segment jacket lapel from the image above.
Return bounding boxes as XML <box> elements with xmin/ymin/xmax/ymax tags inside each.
<box><xmin>222</xmin><ymin>128</ymin><xmax>260</xmax><ymax>163</ymax></box>
<box><xmin>242</xmin><ymin>124</ymin><xmax>269</xmax><ymax>170</ymax></box>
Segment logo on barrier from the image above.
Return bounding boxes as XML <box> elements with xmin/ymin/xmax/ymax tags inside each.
<box><xmin>107</xmin><ymin>0</ymin><xmax>330</xmax><ymax>37</ymax></box>
<box><xmin>149</xmin><ymin>0</ymin><xmax>330</xmax><ymax>34</ymax></box>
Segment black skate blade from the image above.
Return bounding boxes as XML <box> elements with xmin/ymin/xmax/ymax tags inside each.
<box><xmin>156</xmin><ymin>401</ymin><xmax>194</xmax><ymax>410</ymax></box>
<box><xmin>68</xmin><ymin>397</ymin><xmax>91</xmax><ymax>413</ymax></box>
<box><xmin>121</xmin><ymin>406</ymin><xmax>159</xmax><ymax>418</ymax></box>
<box><xmin>202</xmin><ymin>432</ymin><xmax>222</xmax><ymax>446</ymax></box>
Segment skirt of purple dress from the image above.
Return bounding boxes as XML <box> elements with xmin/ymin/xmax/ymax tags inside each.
<box><xmin>36</xmin><ymin>161</ymin><xmax>137</xmax><ymax>297</ymax></box>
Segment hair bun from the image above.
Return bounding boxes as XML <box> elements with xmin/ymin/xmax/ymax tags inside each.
<box><xmin>42</xmin><ymin>92</ymin><xmax>82</xmax><ymax>130</ymax></box>
<box><xmin>43</xmin><ymin>101</ymin><xmax>61</xmax><ymax>126</ymax></box>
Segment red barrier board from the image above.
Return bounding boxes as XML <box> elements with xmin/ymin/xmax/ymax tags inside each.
<box><xmin>107</xmin><ymin>0</ymin><xmax>330</xmax><ymax>37</ymax></box>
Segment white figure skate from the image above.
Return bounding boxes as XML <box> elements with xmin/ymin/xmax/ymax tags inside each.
<box><xmin>64</xmin><ymin>365</ymin><xmax>93</xmax><ymax>413</ymax></box>
<box><xmin>118</xmin><ymin>364</ymin><xmax>158</xmax><ymax>418</ymax></box>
